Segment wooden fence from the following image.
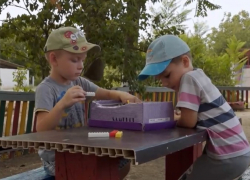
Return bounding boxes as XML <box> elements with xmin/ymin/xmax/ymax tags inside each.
<box><xmin>0</xmin><ymin>91</ymin><xmax>36</xmax><ymax>160</ymax></box>
<box><xmin>113</xmin><ymin>86</ymin><xmax>250</xmax><ymax>108</ymax></box>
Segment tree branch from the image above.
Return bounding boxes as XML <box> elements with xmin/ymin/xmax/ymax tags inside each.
<box><xmin>9</xmin><ymin>1</ymin><xmax>32</xmax><ymax>15</ymax></box>
<box><xmin>9</xmin><ymin>4</ymin><xmax>27</xmax><ymax>12</ymax></box>
<box><xmin>22</xmin><ymin>0</ymin><xmax>32</xmax><ymax>15</ymax></box>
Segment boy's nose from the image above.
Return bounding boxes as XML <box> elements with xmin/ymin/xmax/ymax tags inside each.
<box><xmin>78</xmin><ymin>63</ymin><xmax>83</xmax><ymax>70</ymax></box>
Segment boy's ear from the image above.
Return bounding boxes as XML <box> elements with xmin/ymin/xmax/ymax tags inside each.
<box><xmin>49</xmin><ymin>52</ymin><xmax>58</xmax><ymax>66</ymax></box>
<box><xmin>182</xmin><ymin>55</ymin><xmax>190</xmax><ymax>68</ymax></box>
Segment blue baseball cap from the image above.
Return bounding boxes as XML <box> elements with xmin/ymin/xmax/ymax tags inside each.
<box><xmin>138</xmin><ymin>35</ymin><xmax>190</xmax><ymax>80</ymax></box>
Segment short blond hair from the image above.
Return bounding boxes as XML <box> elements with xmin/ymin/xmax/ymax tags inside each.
<box><xmin>171</xmin><ymin>51</ymin><xmax>192</xmax><ymax>64</ymax></box>
<box><xmin>45</xmin><ymin>50</ymin><xmax>63</xmax><ymax>61</ymax></box>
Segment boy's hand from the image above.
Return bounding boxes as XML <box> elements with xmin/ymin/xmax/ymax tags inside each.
<box><xmin>59</xmin><ymin>86</ymin><xmax>86</xmax><ymax>109</ymax></box>
<box><xmin>174</xmin><ymin>109</ymin><xmax>181</xmax><ymax>121</ymax></box>
<box><xmin>94</xmin><ymin>88</ymin><xmax>142</xmax><ymax>103</ymax></box>
<box><xmin>119</xmin><ymin>92</ymin><xmax>142</xmax><ymax>104</ymax></box>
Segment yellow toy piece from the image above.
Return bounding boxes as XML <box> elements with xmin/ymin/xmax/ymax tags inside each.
<box><xmin>115</xmin><ymin>131</ymin><xmax>123</xmax><ymax>138</ymax></box>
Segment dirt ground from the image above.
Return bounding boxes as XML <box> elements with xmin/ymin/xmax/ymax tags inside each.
<box><xmin>1</xmin><ymin>110</ymin><xmax>250</xmax><ymax>179</ymax></box>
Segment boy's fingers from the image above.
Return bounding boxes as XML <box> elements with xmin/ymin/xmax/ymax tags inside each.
<box><xmin>74</xmin><ymin>87</ymin><xmax>86</xmax><ymax>94</ymax></box>
<box><xmin>175</xmin><ymin>109</ymin><xmax>181</xmax><ymax>115</ymax></box>
<box><xmin>135</xmin><ymin>98</ymin><xmax>142</xmax><ymax>103</ymax></box>
<box><xmin>70</xmin><ymin>85</ymin><xmax>83</xmax><ymax>90</ymax></box>
<box><xmin>70</xmin><ymin>91</ymin><xmax>85</xmax><ymax>98</ymax></box>
<box><xmin>71</xmin><ymin>88</ymin><xmax>86</xmax><ymax>95</ymax></box>
<box><xmin>77</xmin><ymin>97</ymin><xmax>86</xmax><ymax>101</ymax></box>
<box><xmin>72</xmin><ymin>98</ymin><xmax>86</xmax><ymax>103</ymax></box>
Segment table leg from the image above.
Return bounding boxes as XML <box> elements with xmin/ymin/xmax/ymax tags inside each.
<box><xmin>55</xmin><ymin>151</ymin><xmax>120</xmax><ymax>180</ymax></box>
<box><xmin>165</xmin><ymin>144</ymin><xmax>203</xmax><ymax>180</ymax></box>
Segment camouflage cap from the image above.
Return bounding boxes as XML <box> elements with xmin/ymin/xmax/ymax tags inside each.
<box><xmin>44</xmin><ymin>26</ymin><xmax>101</xmax><ymax>53</ymax></box>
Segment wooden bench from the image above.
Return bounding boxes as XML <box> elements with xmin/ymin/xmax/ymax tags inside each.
<box><xmin>0</xmin><ymin>91</ymin><xmax>37</xmax><ymax>161</ymax></box>
<box><xmin>0</xmin><ymin>91</ymin><xmax>55</xmax><ymax>179</ymax></box>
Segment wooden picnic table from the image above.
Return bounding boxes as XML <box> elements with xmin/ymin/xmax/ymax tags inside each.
<box><xmin>0</xmin><ymin>126</ymin><xmax>207</xmax><ymax>180</ymax></box>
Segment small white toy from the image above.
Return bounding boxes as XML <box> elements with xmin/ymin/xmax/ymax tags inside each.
<box><xmin>88</xmin><ymin>132</ymin><xmax>109</xmax><ymax>138</ymax></box>
<box><xmin>86</xmin><ymin>92</ymin><xmax>95</xmax><ymax>97</ymax></box>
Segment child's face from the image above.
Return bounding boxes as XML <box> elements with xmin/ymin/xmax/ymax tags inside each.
<box><xmin>50</xmin><ymin>50</ymin><xmax>87</xmax><ymax>81</ymax></box>
<box><xmin>155</xmin><ymin>55</ymin><xmax>191</xmax><ymax>92</ymax></box>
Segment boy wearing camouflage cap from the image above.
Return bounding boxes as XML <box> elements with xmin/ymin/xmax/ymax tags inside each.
<box><xmin>35</xmin><ymin>26</ymin><xmax>140</xmax><ymax>178</ymax></box>
<box><xmin>138</xmin><ymin>35</ymin><xmax>250</xmax><ymax>180</ymax></box>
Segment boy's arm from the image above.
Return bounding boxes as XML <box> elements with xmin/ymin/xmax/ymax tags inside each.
<box><xmin>175</xmin><ymin>74</ymin><xmax>201</xmax><ymax>129</ymax></box>
<box><xmin>78</xmin><ymin>77</ymin><xmax>141</xmax><ymax>103</ymax></box>
<box><xmin>95</xmin><ymin>87</ymin><xmax>141</xmax><ymax>103</ymax></box>
<box><xmin>35</xmin><ymin>84</ymin><xmax>66</xmax><ymax>132</ymax></box>
<box><xmin>36</xmin><ymin>85</ymin><xmax>85</xmax><ymax>132</ymax></box>
<box><xmin>176</xmin><ymin>108</ymin><xmax>198</xmax><ymax>128</ymax></box>
<box><xmin>36</xmin><ymin>102</ymin><xmax>65</xmax><ymax>132</ymax></box>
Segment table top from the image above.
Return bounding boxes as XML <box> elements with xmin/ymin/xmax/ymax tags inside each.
<box><xmin>0</xmin><ymin>127</ymin><xmax>207</xmax><ymax>165</ymax></box>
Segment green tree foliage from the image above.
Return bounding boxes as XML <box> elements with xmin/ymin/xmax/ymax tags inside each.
<box><xmin>0</xmin><ymin>0</ymin><xmax>222</xmax><ymax>92</ymax></box>
<box><xmin>0</xmin><ymin>0</ymin><xmax>67</xmax><ymax>79</ymax></box>
<box><xmin>179</xmin><ymin>33</ymin><xmax>207</xmax><ymax>69</ymax></box>
<box><xmin>207</xmin><ymin>10</ymin><xmax>250</xmax><ymax>55</ymax></box>
<box><xmin>12</xmin><ymin>68</ymin><xmax>33</xmax><ymax>92</ymax></box>
<box><xmin>149</xmin><ymin>0</ymin><xmax>192</xmax><ymax>38</ymax></box>
<box><xmin>192</xmin><ymin>21</ymin><xmax>209</xmax><ymax>38</ymax></box>
<box><xmin>0</xmin><ymin>38</ymin><xmax>27</xmax><ymax>66</ymax></box>
<box><xmin>0</xmin><ymin>0</ymin><xmax>160</xmax><ymax>92</ymax></box>
<box><xmin>203</xmin><ymin>38</ymin><xmax>247</xmax><ymax>86</ymax></box>
<box><xmin>182</xmin><ymin>29</ymin><xmax>248</xmax><ymax>86</ymax></box>
<box><xmin>184</xmin><ymin>0</ymin><xmax>221</xmax><ymax>17</ymax></box>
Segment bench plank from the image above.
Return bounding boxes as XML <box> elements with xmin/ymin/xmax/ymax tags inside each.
<box><xmin>0</xmin><ymin>101</ymin><xmax>6</xmax><ymax>137</ymax></box>
<box><xmin>1</xmin><ymin>167</ymin><xmax>54</xmax><ymax>180</ymax></box>
<box><xmin>19</xmin><ymin>102</ymin><xmax>27</xmax><ymax>135</ymax></box>
<box><xmin>12</xmin><ymin>101</ymin><xmax>21</xmax><ymax>136</ymax></box>
<box><xmin>26</xmin><ymin>101</ymin><xmax>35</xmax><ymax>134</ymax></box>
<box><xmin>5</xmin><ymin>101</ymin><xmax>14</xmax><ymax>136</ymax></box>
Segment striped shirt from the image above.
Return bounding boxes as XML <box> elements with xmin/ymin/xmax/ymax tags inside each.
<box><xmin>176</xmin><ymin>68</ymin><xmax>250</xmax><ymax>160</ymax></box>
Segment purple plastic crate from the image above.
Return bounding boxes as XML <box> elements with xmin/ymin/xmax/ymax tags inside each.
<box><xmin>88</xmin><ymin>100</ymin><xmax>176</xmax><ymax>131</ymax></box>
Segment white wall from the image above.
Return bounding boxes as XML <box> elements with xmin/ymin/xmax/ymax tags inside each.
<box><xmin>0</xmin><ymin>68</ymin><xmax>29</xmax><ymax>90</ymax></box>
<box><xmin>241</xmin><ymin>68</ymin><xmax>250</xmax><ymax>87</ymax></box>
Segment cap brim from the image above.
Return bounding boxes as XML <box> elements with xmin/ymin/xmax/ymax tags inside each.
<box><xmin>138</xmin><ymin>60</ymin><xmax>171</xmax><ymax>80</ymax></box>
<box><xmin>63</xmin><ymin>42</ymin><xmax>101</xmax><ymax>53</ymax></box>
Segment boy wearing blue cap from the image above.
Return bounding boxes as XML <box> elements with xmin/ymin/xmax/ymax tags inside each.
<box><xmin>138</xmin><ymin>35</ymin><xmax>250</xmax><ymax>180</ymax></box>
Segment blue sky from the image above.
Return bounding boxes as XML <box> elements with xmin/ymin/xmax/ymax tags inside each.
<box><xmin>0</xmin><ymin>0</ymin><xmax>248</xmax><ymax>34</ymax></box>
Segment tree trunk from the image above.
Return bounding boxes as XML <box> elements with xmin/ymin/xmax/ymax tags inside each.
<box><xmin>123</xmin><ymin>0</ymin><xmax>146</xmax><ymax>88</ymax></box>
